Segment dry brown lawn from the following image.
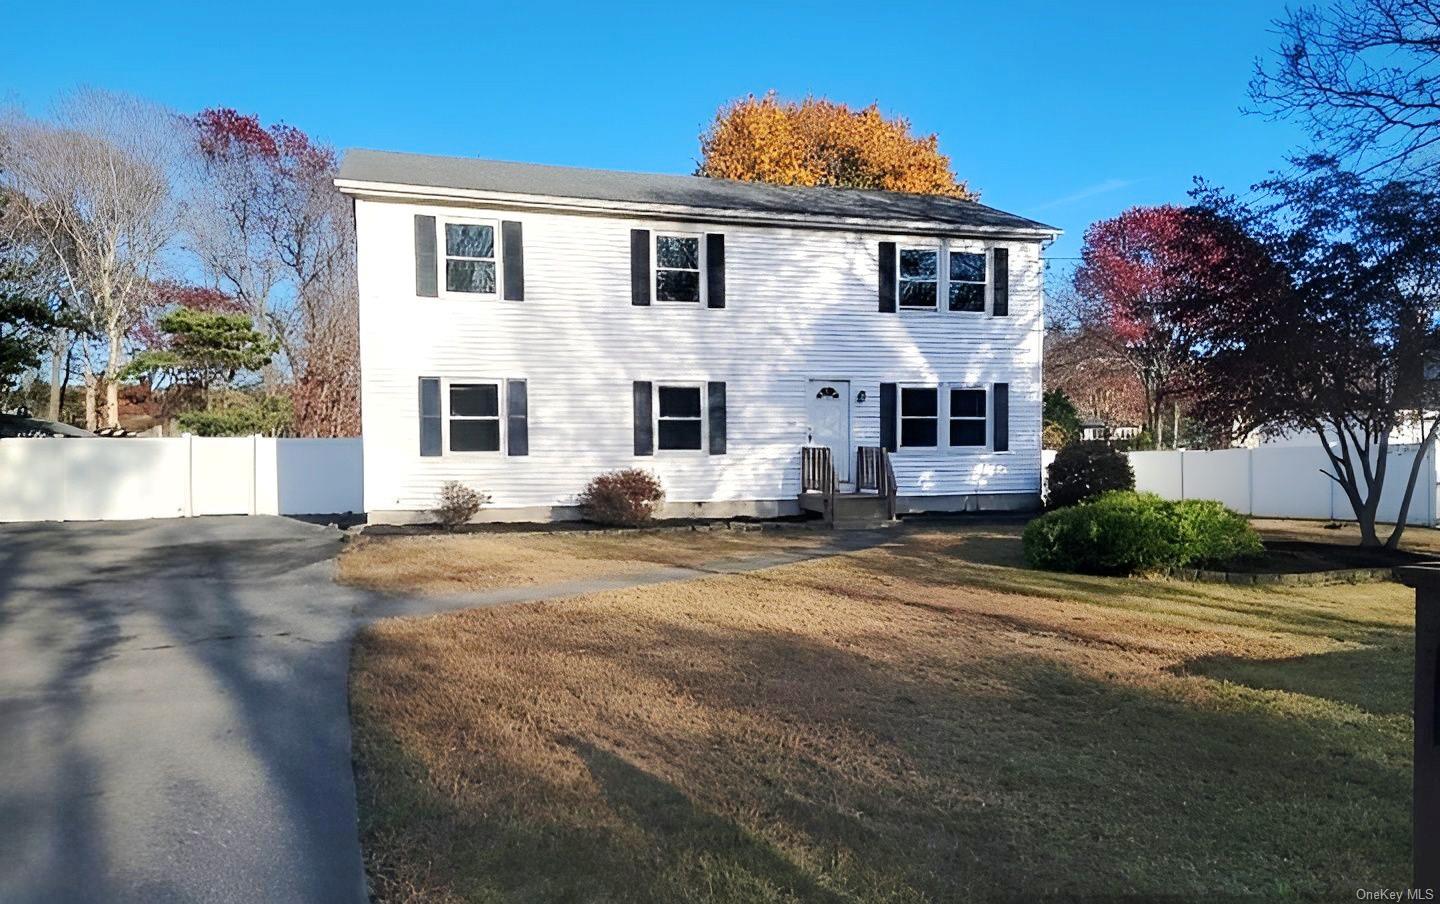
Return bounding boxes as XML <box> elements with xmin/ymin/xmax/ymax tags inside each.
<box><xmin>350</xmin><ymin>521</ymin><xmax>1416</xmax><ymax>902</ymax></box>
<box><xmin>338</xmin><ymin>528</ymin><xmax>832</xmax><ymax>595</ymax></box>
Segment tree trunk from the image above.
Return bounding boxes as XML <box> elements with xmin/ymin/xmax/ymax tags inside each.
<box><xmin>83</xmin><ymin>375</ymin><xmax>97</xmax><ymax>432</ymax></box>
<box><xmin>1172</xmin><ymin>402</ymin><xmax>1181</xmax><ymax>450</ymax></box>
<box><xmin>47</xmin><ymin>331</ymin><xmax>66</xmax><ymax>421</ymax></box>
<box><xmin>105</xmin><ymin>378</ymin><xmax>120</xmax><ymax>430</ymax></box>
<box><xmin>1357</xmin><ymin>514</ymin><xmax>1382</xmax><ymax>547</ymax></box>
<box><xmin>1385</xmin><ymin>419</ymin><xmax>1440</xmax><ymax>550</ymax></box>
<box><xmin>104</xmin><ymin>324</ymin><xmax>124</xmax><ymax>429</ymax></box>
<box><xmin>1322</xmin><ymin>424</ymin><xmax>1384</xmax><ymax>548</ymax></box>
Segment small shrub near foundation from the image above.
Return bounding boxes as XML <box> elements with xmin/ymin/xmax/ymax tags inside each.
<box><xmin>579</xmin><ymin>469</ymin><xmax>666</xmax><ymax>527</ymax></box>
<box><xmin>434</xmin><ymin>481</ymin><xmax>488</xmax><ymax>531</ymax></box>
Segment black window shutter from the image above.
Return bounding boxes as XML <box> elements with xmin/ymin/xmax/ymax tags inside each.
<box><xmin>993</xmin><ymin>383</ymin><xmax>1010</xmax><ymax>452</ymax></box>
<box><xmin>630</xmin><ymin>229</ymin><xmax>651</xmax><ymax>306</ymax></box>
<box><xmin>415</xmin><ymin>215</ymin><xmax>437</xmax><ymax>298</ymax></box>
<box><xmin>633</xmin><ymin>381</ymin><xmax>653</xmax><ymax>455</ymax></box>
<box><xmin>502</xmin><ymin>221</ymin><xmax>524</xmax><ymax>301</ymax></box>
<box><xmin>706</xmin><ymin>233</ymin><xmax>725</xmax><ymax>308</ymax></box>
<box><xmin>992</xmin><ymin>247</ymin><xmax>1009</xmax><ymax>316</ymax></box>
<box><xmin>878</xmin><ymin>241</ymin><xmax>897</xmax><ymax>313</ymax></box>
<box><xmin>419</xmin><ymin>377</ymin><xmax>441</xmax><ymax>456</ymax></box>
<box><xmin>506</xmin><ymin>379</ymin><xmax>528</xmax><ymax>455</ymax></box>
<box><xmin>879</xmin><ymin>383</ymin><xmax>897</xmax><ymax>451</ymax></box>
<box><xmin>707</xmin><ymin>381</ymin><xmax>726</xmax><ymax>454</ymax></box>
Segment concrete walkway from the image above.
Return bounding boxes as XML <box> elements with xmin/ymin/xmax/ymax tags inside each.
<box><xmin>0</xmin><ymin>516</ymin><xmax>889</xmax><ymax>904</ymax></box>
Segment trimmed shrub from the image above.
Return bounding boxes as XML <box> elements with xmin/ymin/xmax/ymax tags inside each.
<box><xmin>1022</xmin><ymin>491</ymin><xmax>1262</xmax><ymax>576</ymax></box>
<box><xmin>1173</xmin><ymin>499</ymin><xmax>1264</xmax><ymax>567</ymax></box>
<box><xmin>434</xmin><ymin>481</ymin><xmax>488</xmax><ymax>531</ymax></box>
<box><xmin>579</xmin><ymin>469</ymin><xmax>665</xmax><ymax>527</ymax></box>
<box><xmin>1045</xmin><ymin>441</ymin><xmax>1135</xmax><ymax>509</ymax></box>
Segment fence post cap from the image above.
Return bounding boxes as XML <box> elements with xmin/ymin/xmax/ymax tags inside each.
<box><xmin>1396</xmin><ymin>563</ymin><xmax>1440</xmax><ymax>591</ymax></box>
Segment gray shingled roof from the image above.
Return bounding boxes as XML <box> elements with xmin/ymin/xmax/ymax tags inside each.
<box><xmin>337</xmin><ymin>149</ymin><xmax>1058</xmax><ymax>234</ymax></box>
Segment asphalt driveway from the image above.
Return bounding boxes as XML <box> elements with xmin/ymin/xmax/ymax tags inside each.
<box><xmin>0</xmin><ymin>515</ymin><xmax>890</xmax><ymax>903</ymax></box>
<box><xmin>0</xmin><ymin>516</ymin><xmax>374</xmax><ymax>904</ymax></box>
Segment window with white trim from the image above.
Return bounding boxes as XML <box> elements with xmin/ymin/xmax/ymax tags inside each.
<box><xmin>443</xmin><ymin>221</ymin><xmax>497</xmax><ymax>295</ymax></box>
<box><xmin>949</xmin><ymin>388</ymin><xmax>987</xmax><ymax>446</ymax></box>
<box><xmin>655</xmin><ymin>234</ymin><xmax>701</xmax><ymax>302</ymax></box>
<box><xmin>948</xmin><ymin>252</ymin><xmax>986</xmax><ymax>312</ymax></box>
<box><xmin>448</xmin><ymin>382</ymin><xmax>501</xmax><ymax>452</ymax></box>
<box><xmin>657</xmin><ymin>385</ymin><xmax>703</xmax><ymax>449</ymax></box>
<box><xmin>899</xmin><ymin>248</ymin><xmax>939</xmax><ymax>309</ymax></box>
<box><xmin>899</xmin><ymin>387</ymin><xmax>938</xmax><ymax>447</ymax></box>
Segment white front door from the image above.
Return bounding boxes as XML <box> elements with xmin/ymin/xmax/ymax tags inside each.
<box><xmin>806</xmin><ymin>379</ymin><xmax>851</xmax><ymax>484</ymax></box>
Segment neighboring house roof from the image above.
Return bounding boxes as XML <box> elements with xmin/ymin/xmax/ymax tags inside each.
<box><xmin>335</xmin><ymin>149</ymin><xmax>1060</xmax><ymax>238</ymax></box>
<box><xmin>0</xmin><ymin>414</ymin><xmax>95</xmax><ymax>438</ymax></box>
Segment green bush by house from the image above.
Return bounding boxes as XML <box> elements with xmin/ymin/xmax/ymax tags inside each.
<box><xmin>1045</xmin><ymin>441</ymin><xmax>1135</xmax><ymax>509</ymax></box>
<box><xmin>1171</xmin><ymin>498</ymin><xmax>1265</xmax><ymax>568</ymax></box>
<box><xmin>1023</xmin><ymin>491</ymin><xmax>1262</xmax><ymax>576</ymax></box>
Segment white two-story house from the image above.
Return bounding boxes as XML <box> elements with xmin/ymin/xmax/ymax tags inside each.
<box><xmin>336</xmin><ymin>150</ymin><xmax>1058</xmax><ymax>524</ymax></box>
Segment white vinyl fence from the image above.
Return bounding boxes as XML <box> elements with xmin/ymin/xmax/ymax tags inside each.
<box><xmin>0</xmin><ymin>436</ymin><xmax>363</xmax><ymax>523</ymax></box>
<box><xmin>1042</xmin><ymin>442</ymin><xmax>1439</xmax><ymax>526</ymax></box>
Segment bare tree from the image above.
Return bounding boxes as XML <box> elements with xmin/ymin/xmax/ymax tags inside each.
<box><xmin>1252</xmin><ymin>0</ymin><xmax>1440</xmax><ymax>179</ymax></box>
<box><xmin>187</xmin><ymin>109</ymin><xmax>359</xmax><ymax>434</ymax></box>
<box><xmin>0</xmin><ymin>90</ymin><xmax>184</xmax><ymax>428</ymax></box>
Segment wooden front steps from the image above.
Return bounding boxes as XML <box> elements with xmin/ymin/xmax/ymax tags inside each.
<box><xmin>799</xmin><ymin>491</ymin><xmax>896</xmax><ymax>530</ymax></box>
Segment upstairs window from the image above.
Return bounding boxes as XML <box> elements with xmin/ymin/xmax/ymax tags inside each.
<box><xmin>448</xmin><ymin>382</ymin><xmax>501</xmax><ymax>452</ymax></box>
<box><xmin>899</xmin><ymin>387</ymin><xmax>938</xmax><ymax>447</ymax></box>
<box><xmin>444</xmin><ymin>222</ymin><xmax>496</xmax><ymax>295</ymax></box>
<box><xmin>949</xmin><ymin>389</ymin><xmax>987</xmax><ymax>446</ymax></box>
<box><xmin>657</xmin><ymin>385</ymin><xmax>703</xmax><ymax>449</ymax></box>
<box><xmin>948</xmin><ymin>252</ymin><xmax>986</xmax><ymax>312</ymax></box>
<box><xmin>899</xmin><ymin>249</ymin><xmax>939</xmax><ymax>309</ymax></box>
<box><xmin>655</xmin><ymin>234</ymin><xmax>701</xmax><ymax>302</ymax></box>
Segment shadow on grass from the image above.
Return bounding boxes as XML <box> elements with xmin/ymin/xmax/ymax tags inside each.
<box><xmin>568</xmin><ymin>739</ymin><xmax>849</xmax><ymax>904</ymax></box>
<box><xmin>1179</xmin><ymin>643</ymin><xmax>1414</xmax><ymax>716</ymax></box>
<box><xmin>352</xmin><ymin>608</ymin><xmax>1411</xmax><ymax>903</ymax></box>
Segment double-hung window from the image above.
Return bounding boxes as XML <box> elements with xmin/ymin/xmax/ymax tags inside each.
<box><xmin>948</xmin><ymin>252</ymin><xmax>986</xmax><ymax>312</ymax></box>
<box><xmin>448</xmin><ymin>382</ymin><xmax>501</xmax><ymax>452</ymax></box>
<box><xmin>895</xmin><ymin>385</ymin><xmax>989</xmax><ymax>451</ymax></box>
<box><xmin>655</xmin><ymin>234</ymin><xmax>702</xmax><ymax>302</ymax></box>
<box><xmin>949</xmin><ymin>389</ymin><xmax>987</xmax><ymax>446</ymax></box>
<box><xmin>443</xmin><ymin>221</ymin><xmax>497</xmax><ymax>296</ymax></box>
<box><xmin>899</xmin><ymin>387</ymin><xmax>939</xmax><ymax>447</ymax></box>
<box><xmin>657</xmin><ymin>385</ymin><xmax>703</xmax><ymax>449</ymax></box>
<box><xmin>893</xmin><ymin>246</ymin><xmax>988</xmax><ymax>313</ymax></box>
<box><xmin>898</xmin><ymin>248</ymin><xmax>939</xmax><ymax>309</ymax></box>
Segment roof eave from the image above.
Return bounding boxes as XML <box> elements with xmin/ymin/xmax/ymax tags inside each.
<box><xmin>334</xmin><ymin>178</ymin><xmax>1063</xmax><ymax>240</ymax></box>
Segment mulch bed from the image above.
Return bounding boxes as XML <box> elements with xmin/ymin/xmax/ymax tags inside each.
<box><xmin>1233</xmin><ymin>540</ymin><xmax>1426</xmax><ymax>574</ymax></box>
<box><xmin>1166</xmin><ymin>539</ymin><xmax>1430</xmax><ymax>586</ymax></box>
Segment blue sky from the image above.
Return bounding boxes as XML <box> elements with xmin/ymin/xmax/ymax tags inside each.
<box><xmin>1</xmin><ymin>0</ymin><xmax>1310</xmax><ymax>266</ymax></box>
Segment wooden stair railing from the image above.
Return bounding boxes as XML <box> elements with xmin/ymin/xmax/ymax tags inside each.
<box><xmin>800</xmin><ymin>445</ymin><xmax>838</xmax><ymax>526</ymax></box>
<box><xmin>855</xmin><ymin>445</ymin><xmax>898</xmax><ymax>521</ymax></box>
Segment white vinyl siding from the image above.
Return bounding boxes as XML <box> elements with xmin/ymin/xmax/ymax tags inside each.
<box><xmin>355</xmin><ymin>201</ymin><xmax>1043</xmax><ymax>513</ymax></box>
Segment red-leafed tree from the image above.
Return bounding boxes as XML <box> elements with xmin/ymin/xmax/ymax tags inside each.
<box><xmin>1070</xmin><ymin>205</ymin><xmax>1278</xmax><ymax>448</ymax></box>
<box><xmin>1186</xmin><ymin>164</ymin><xmax>1440</xmax><ymax>548</ymax></box>
<box><xmin>189</xmin><ymin>108</ymin><xmax>358</xmax><ymax>436</ymax></box>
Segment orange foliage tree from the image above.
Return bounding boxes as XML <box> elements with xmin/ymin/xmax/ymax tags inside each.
<box><xmin>697</xmin><ymin>93</ymin><xmax>976</xmax><ymax>199</ymax></box>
